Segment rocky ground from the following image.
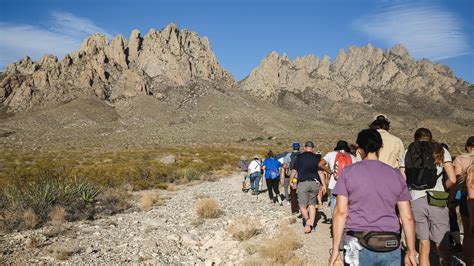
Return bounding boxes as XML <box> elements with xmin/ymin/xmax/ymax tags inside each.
<box><xmin>0</xmin><ymin>173</ymin><xmax>334</xmax><ymax>265</ymax></box>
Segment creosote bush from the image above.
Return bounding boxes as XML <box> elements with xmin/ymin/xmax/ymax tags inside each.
<box><xmin>196</xmin><ymin>197</ymin><xmax>222</xmax><ymax>218</ymax></box>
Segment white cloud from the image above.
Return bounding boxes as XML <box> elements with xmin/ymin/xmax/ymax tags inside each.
<box><xmin>0</xmin><ymin>12</ymin><xmax>111</xmax><ymax>68</ymax></box>
<box><xmin>354</xmin><ymin>2</ymin><xmax>471</xmax><ymax>60</ymax></box>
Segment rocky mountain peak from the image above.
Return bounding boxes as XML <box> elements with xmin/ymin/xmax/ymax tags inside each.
<box><xmin>1</xmin><ymin>23</ymin><xmax>233</xmax><ymax>112</ymax></box>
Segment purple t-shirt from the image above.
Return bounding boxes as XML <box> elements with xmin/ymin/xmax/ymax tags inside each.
<box><xmin>333</xmin><ymin>160</ymin><xmax>411</xmax><ymax>232</ymax></box>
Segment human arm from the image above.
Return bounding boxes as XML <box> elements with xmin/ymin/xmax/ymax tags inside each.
<box><xmin>397</xmin><ymin>201</ymin><xmax>417</xmax><ymax>266</ymax></box>
<box><xmin>443</xmin><ymin>162</ymin><xmax>456</xmax><ymax>190</ymax></box>
<box><xmin>319</xmin><ymin>171</ymin><xmax>327</xmax><ymax>195</ymax></box>
<box><xmin>289</xmin><ymin>169</ymin><xmax>297</xmax><ymax>189</ymax></box>
<box><xmin>280</xmin><ymin>164</ymin><xmax>286</xmax><ymax>186</ymax></box>
<box><xmin>328</xmin><ymin>195</ymin><xmax>348</xmax><ymax>265</ymax></box>
<box><xmin>319</xmin><ymin>159</ymin><xmax>333</xmax><ymax>175</ymax></box>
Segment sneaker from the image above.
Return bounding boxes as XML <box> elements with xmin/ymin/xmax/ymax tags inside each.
<box><xmin>286</xmin><ymin>201</ymin><xmax>290</xmax><ymax>206</ymax></box>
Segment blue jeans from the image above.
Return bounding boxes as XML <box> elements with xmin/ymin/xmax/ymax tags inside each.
<box><xmin>249</xmin><ymin>172</ymin><xmax>261</xmax><ymax>193</ymax></box>
<box><xmin>330</xmin><ymin>193</ymin><xmax>336</xmax><ymax>219</ymax></box>
<box><xmin>358</xmin><ymin>248</ymin><xmax>401</xmax><ymax>266</ymax></box>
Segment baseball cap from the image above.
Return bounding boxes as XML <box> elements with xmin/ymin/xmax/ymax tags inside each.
<box><xmin>292</xmin><ymin>142</ymin><xmax>300</xmax><ymax>150</ymax></box>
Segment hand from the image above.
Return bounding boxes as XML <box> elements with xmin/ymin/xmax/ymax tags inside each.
<box><xmin>290</xmin><ymin>182</ymin><xmax>297</xmax><ymax>189</ymax></box>
<box><xmin>328</xmin><ymin>250</ymin><xmax>342</xmax><ymax>265</ymax></box>
<box><xmin>321</xmin><ymin>185</ymin><xmax>327</xmax><ymax>195</ymax></box>
<box><xmin>404</xmin><ymin>250</ymin><xmax>417</xmax><ymax>266</ymax></box>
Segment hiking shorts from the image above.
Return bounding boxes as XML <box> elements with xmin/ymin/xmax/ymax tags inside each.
<box><xmin>297</xmin><ymin>181</ymin><xmax>320</xmax><ymax>207</ymax></box>
<box><xmin>412</xmin><ymin>196</ymin><xmax>449</xmax><ymax>244</ymax></box>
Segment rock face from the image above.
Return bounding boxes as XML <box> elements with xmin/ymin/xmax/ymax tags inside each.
<box><xmin>0</xmin><ymin>23</ymin><xmax>233</xmax><ymax>112</ymax></box>
<box><xmin>239</xmin><ymin>44</ymin><xmax>473</xmax><ymax>121</ymax></box>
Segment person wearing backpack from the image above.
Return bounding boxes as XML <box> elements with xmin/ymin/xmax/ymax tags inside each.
<box><xmin>262</xmin><ymin>150</ymin><xmax>284</xmax><ymax>204</ymax></box>
<box><xmin>282</xmin><ymin>142</ymin><xmax>301</xmax><ymax>212</ymax></box>
<box><xmin>323</xmin><ymin>140</ymin><xmax>357</xmax><ymax>223</ymax></box>
<box><xmin>400</xmin><ymin>128</ymin><xmax>456</xmax><ymax>266</ymax></box>
<box><xmin>369</xmin><ymin>114</ymin><xmax>404</xmax><ymax>168</ymax></box>
<box><xmin>329</xmin><ymin>128</ymin><xmax>416</xmax><ymax>266</ymax></box>
<box><xmin>247</xmin><ymin>155</ymin><xmax>262</xmax><ymax>195</ymax></box>
<box><xmin>453</xmin><ymin>136</ymin><xmax>474</xmax><ymax>265</ymax></box>
<box><xmin>289</xmin><ymin>141</ymin><xmax>332</xmax><ymax>233</ymax></box>
<box><xmin>239</xmin><ymin>156</ymin><xmax>250</xmax><ymax>192</ymax></box>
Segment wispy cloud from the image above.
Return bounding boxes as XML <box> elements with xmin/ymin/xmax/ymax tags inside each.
<box><xmin>354</xmin><ymin>1</ymin><xmax>471</xmax><ymax>60</ymax></box>
<box><xmin>0</xmin><ymin>11</ymin><xmax>111</xmax><ymax>68</ymax></box>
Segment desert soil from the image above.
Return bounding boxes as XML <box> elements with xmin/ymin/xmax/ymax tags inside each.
<box><xmin>0</xmin><ymin>173</ymin><xmax>333</xmax><ymax>265</ymax></box>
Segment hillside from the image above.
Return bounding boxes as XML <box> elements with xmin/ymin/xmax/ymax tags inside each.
<box><xmin>0</xmin><ymin>24</ymin><xmax>472</xmax><ymax>150</ymax></box>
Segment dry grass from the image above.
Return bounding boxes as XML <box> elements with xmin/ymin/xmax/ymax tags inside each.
<box><xmin>196</xmin><ymin>197</ymin><xmax>222</xmax><ymax>219</ymax></box>
<box><xmin>166</xmin><ymin>183</ymin><xmax>177</xmax><ymax>191</ymax></box>
<box><xmin>49</xmin><ymin>206</ymin><xmax>66</xmax><ymax>225</ymax></box>
<box><xmin>257</xmin><ymin>226</ymin><xmax>302</xmax><ymax>264</ymax></box>
<box><xmin>96</xmin><ymin>188</ymin><xmax>130</xmax><ymax>215</ymax></box>
<box><xmin>227</xmin><ymin>216</ymin><xmax>261</xmax><ymax>241</ymax></box>
<box><xmin>26</xmin><ymin>234</ymin><xmax>40</xmax><ymax>248</ymax></box>
<box><xmin>23</xmin><ymin>209</ymin><xmax>38</xmax><ymax>229</ymax></box>
<box><xmin>138</xmin><ymin>191</ymin><xmax>160</xmax><ymax>211</ymax></box>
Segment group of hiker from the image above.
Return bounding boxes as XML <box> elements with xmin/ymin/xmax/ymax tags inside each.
<box><xmin>238</xmin><ymin>114</ymin><xmax>474</xmax><ymax>266</ymax></box>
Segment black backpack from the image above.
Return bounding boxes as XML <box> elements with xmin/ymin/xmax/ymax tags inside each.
<box><xmin>405</xmin><ymin>141</ymin><xmax>440</xmax><ymax>190</ymax></box>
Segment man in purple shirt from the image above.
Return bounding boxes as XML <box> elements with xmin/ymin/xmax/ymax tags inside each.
<box><xmin>329</xmin><ymin>129</ymin><xmax>416</xmax><ymax>266</ymax></box>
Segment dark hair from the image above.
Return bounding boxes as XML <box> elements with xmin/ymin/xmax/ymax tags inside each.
<box><xmin>369</xmin><ymin>116</ymin><xmax>390</xmax><ymax>131</ymax></box>
<box><xmin>356</xmin><ymin>128</ymin><xmax>383</xmax><ymax>156</ymax></box>
<box><xmin>466</xmin><ymin>136</ymin><xmax>474</xmax><ymax>152</ymax></box>
<box><xmin>414</xmin><ymin>128</ymin><xmax>432</xmax><ymax>141</ymax></box>
<box><xmin>267</xmin><ymin>150</ymin><xmax>274</xmax><ymax>158</ymax></box>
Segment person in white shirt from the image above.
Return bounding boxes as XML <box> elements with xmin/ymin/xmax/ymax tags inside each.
<box><xmin>323</xmin><ymin>140</ymin><xmax>357</xmax><ymax>222</ymax></box>
<box><xmin>247</xmin><ymin>155</ymin><xmax>262</xmax><ymax>195</ymax></box>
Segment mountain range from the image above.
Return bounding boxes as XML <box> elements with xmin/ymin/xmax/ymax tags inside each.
<box><xmin>0</xmin><ymin>23</ymin><xmax>472</xmax><ymax>150</ymax></box>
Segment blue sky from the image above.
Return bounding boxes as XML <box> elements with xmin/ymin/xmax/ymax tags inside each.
<box><xmin>0</xmin><ymin>0</ymin><xmax>473</xmax><ymax>82</ymax></box>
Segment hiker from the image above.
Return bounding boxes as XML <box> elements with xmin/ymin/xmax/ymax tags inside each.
<box><xmin>329</xmin><ymin>128</ymin><xmax>416</xmax><ymax>266</ymax></box>
<box><xmin>289</xmin><ymin>141</ymin><xmax>332</xmax><ymax>233</ymax></box>
<box><xmin>247</xmin><ymin>155</ymin><xmax>262</xmax><ymax>195</ymax></box>
<box><xmin>369</xmin><ymin>114</ymin><xmax>404</xmax><ymax>168</ymax></box>
<box><xmin>239</xmin><ymin>156</ymin><xmax>249</xmax><ymax>192</ymax></box>
<box><xmin>282</xmin><ymin>142</ymin><xmax>301</xmax><ymax>213</ymax></box>
<box><xmin>453</xmin><ymin>136</ymin><xmax>474</xmax><ymax>265</ymax></box>
<box><xmin>262</xmin><ymin>150</ymin><xmax>284</xmax><ymax>204</ymax></box>
<box><xmin>400</xmin><ymin>128</ymin><xmax>456</xmax><ymax>266</ymax></box>
<box><xmin>323</xmin><ymin>140</ymin><xmax>357</xmax><ymax>223</ymax></box>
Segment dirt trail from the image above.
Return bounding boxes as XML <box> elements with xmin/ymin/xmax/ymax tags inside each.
<box><xmin>0</xmin><ymin>173</ymin><xmax>335</xmax><ymax>265</ymax></box>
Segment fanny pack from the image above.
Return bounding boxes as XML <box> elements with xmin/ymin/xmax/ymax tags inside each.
<box><xmin>347</xmin><ymin>231</ymin><xmax>400</xmax><ymax>252</ymax></box>
<box><xmin>426</xmin><ymin>191</ymin><xmax>449</xmax><ymax>207</ymax></box>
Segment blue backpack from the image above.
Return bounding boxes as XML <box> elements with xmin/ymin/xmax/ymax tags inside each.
<box><xmin>264</xmin><ymin>158</ymin><xmax>281</xmax><ymax>180</ymax></box>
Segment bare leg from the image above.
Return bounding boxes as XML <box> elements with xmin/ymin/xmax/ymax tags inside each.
<box><xmin>419</xmin><ymin>239</ymin><xmax>430</xmax><ymax>266</ymax></box>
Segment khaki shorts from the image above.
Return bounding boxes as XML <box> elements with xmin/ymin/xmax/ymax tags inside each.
<box><xmin>412</xmin><ymin>196</ymin><xmax>449</xmax><ymax>243</ymax></box>
<box><xmin>297</xmin><ymin>181</ymin><xmax>320</xmax><ymax>207</ymax></box>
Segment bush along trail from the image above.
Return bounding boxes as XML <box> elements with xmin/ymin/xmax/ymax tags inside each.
<box><xmin>0</xmin><ymin>173</ymin><xmax>333</xmax><ymax>265</ymax></box>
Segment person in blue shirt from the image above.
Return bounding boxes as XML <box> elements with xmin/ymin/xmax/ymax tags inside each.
<box><xmin>262</xmin><ymin>150</ymin><xmax>284</xmax><ymax>205</ymax></box>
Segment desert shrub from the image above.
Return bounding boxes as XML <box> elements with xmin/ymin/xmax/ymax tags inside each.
<box><xmin>95</xmin><ymin>188</ymin><xmax>130</xmax><ymax>215</ymax></box>
<box><xmin>138</xmin><ymin>191</ymin><xmax>160</xmax><ymax>211</ymax></box>
<box><xmin>23</xmin><ymin>209</ymin><xmax>38</xmax><ymax>229</ymax></box>
<box><xmin>196</xmin><ymin>197</ymin><xmax>222</xmax><ymax>218</ymax></box>
<box><xmin>257</xmin><ymin>226</ymin><xmax>302</xmax><ymax>264</ymax></box>
<box><xmin>166</xmin><ymin>183</ymin><xmax>177</xmax><ymax>191</ymax></box>
<box><xmin>49</xmin><ymin>206</ymin><xmax>66</xmax><ymax>225</ymax></box>
<box><xmin>1</xmin><ymin>166</ymin><xmax>101</xmax><ymax>230</ymax></box>
<box><xmin>227</xmin><ymin>217</ymin><xmax>261</xmax><ymax>241</ymax></box>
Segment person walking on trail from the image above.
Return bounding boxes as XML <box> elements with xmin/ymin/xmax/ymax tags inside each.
<box><xmin>282</xmin><ymin>142</ymin><xmax>301</xmax><ymax>213</ymax></box>
<box><xmin>400</xmin><ymin>128</ymin><xmax>456</xmax><ymax>266</ymax></box>
<box><xmin>453</xmin><ymin>136</ymin><xmax>474</xmax><ymax>265</ymax></box>
<box><xmin>368</xmin><ymin>114</ymin><xmax>404</xmax><ymax>168</ymax></box>
<box><xmin>239</xmin><ymin>156</ymin><xmax>250</xmax><ymax>192</ymax></box>
<box><xmin>289</xmin><ymin>141</ymin><xmax>332</xmax><ymax>233</ymax></box>
<box><xmin>323</xmin><ymin>140</ymin><xmax>357</xmax><ymax>223</ymax></box>
<box><xmin>262</xmin><ymin>150</ymin><xmax>284</xmax><ymax>204</ymax></box>
<box><xmin>329</xmin><ymin>128</ymin><xmax>416</xmax><ymax>266</ymax></box>
<box><xmin>247</xmin><ymin>155</ymin><xmax>262</xmax><ymax>195</ymax></box>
